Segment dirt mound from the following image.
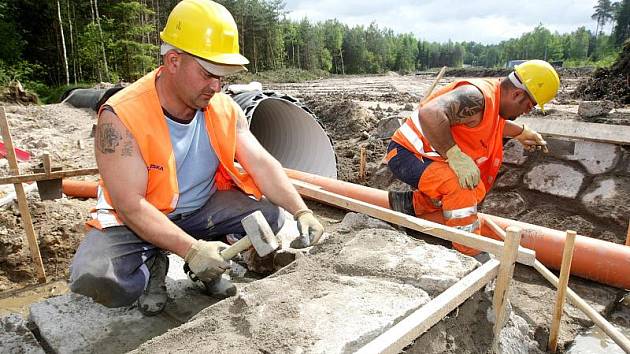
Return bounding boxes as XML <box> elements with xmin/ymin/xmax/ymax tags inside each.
<box><xmin>0</xmin><ymin>196</ymin><xmax>92</xmax><ymax>292</ymax></box>
<box><xmin>302</xmin><ymin>94</ymin><xmax>378</xmax><ymax>140</ymax></box>
<box><xmin>445</xmin><ymin>68</ymin><xmax>511</xmax><ymax>77</ymax></box>
<box><xmin>572</xmin><ymin>41</ymin><xmax>630</xmax><ymax>104</ymax></box>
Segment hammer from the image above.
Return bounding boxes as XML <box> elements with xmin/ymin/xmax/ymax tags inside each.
<box><xmin>220</xmin><ymin>210</ymin><xmax>279</xmax><ymax>260</ymax></box>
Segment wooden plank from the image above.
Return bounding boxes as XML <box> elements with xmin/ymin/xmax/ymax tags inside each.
<box><xmin>291</xmin><ymin>179</ymin><xmax>536</xmax><ymax>266</ymax></box>
<box><xmin>0</xmin><ymin>107</ymin><xmax>46</xmax><ymax>283</ymax></box>
<box><xmin>517</xmin><ymin>117</ymin><xmax>630</xmax><ymax>145</ymax></box>
<box><xmin>492</xmin><ymin>227</ymin><xmax>522</xmax><ymax>338</ymax></box>
<box><xmin>548</xmin><ymin>230</ymin><xmax>577</xmax><ymax>353</ymax></box>
<box><xmin>625</xmin><ymin>220</ymin><xmax>630</xmax><ymax>246</ymax></box>
<box><xmin>0</xmin><ymin>167</ymin><xmax>99</xmax><ymax>185</ymax></box>
<box><xmin>355</xmin><ymin>259</ymin><xmax>500</xmax><ymax>354</ymax></box>
<box><xmin>483</xmin><ymin>217</ymin><xmax>630</xmax><ymax>353</ymax></box>
<box><xmin>359</xmin><ymin>146</ymin><xmax>366</xmax><ymax>181</ymax></box>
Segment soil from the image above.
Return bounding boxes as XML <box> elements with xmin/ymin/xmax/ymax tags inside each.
<box><xmin>572</xmin><ymin>41</ymin><xmax>630</xmax><ymax>105</ymax></box>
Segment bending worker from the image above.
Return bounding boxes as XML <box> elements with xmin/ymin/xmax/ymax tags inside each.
<box><xmin>386</xmin><ymin>60</ymin><xmax>559</xmax><ymax>256</ymax></box>
<box><xmin>69</xmin><ymin>0</ymin><xmax>324</xmax><ymax>316</ymax></box>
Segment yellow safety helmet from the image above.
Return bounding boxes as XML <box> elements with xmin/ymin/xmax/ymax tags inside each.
<box><xmin>160</xmin><ymin>0</ymin><xmax>249</xmax><ymax>66</ymax></box>
<box><xmin>514</xmin><ymin>60</ymin><xmax>560</xmax><ymax>112</ymax></box>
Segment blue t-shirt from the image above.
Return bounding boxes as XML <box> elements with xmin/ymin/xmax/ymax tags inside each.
<box><xmin>166</xmin><ymin>109</ymin><xmax>219</xmax><ymax>214</ymax></box>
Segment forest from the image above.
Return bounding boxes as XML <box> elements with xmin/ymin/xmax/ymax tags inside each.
<box><xmin>0</xmin><ymin>0</ymin><xmax>628</xmax><ymax>102</ymax></box>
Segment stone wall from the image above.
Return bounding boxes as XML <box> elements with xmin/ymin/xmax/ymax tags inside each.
<box><xmin>483</xmin><ymin>137</ymin><xmax>630</xmax><ymax>243</ymax></box>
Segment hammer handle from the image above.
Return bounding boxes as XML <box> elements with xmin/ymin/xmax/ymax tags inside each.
<box><xmin>220</xmin><ymin>236</ymin><xmax>252</xmax><ymax>260</ymax></box>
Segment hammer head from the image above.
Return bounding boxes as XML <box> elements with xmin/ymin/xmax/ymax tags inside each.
<box><xmin>241</xmin><ymin>211</ymin><xmax>279</xmax><ymax>257</ymax></box>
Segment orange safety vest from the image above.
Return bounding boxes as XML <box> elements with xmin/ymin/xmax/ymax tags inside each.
<box><xmin>391</xmin><ymin>79</ymin><xmax>506</xmax><ymax>191</ymax></box>
<box><xmin>87</xmin><ymin>67</ymin><xmax>262</xmax><ymax>229</ymax></box>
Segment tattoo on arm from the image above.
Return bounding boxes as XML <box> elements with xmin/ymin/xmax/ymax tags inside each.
<box><xmin>97</xmin><ymin>123</ymin><xmax>122</xmax><ymax>154</ymax></box>
<box><xmin>121</xmin><ymin>131</ymin><xmax>134</xmax><ymax>157</ymax></box>
<box><xmin>438</xmin><ymin>86</ymin><xmax>484</xmax><ymax>125</ymax></box>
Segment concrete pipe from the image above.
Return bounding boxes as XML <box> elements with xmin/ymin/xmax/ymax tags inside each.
<box><xmin>231</xmin><ymin>90</ymin><xmax>337</xmax><ymax>179</ymax></box>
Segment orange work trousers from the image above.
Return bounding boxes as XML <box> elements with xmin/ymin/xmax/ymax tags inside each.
<box><xmin>412</xmin><ymin>161</ymin><xmax>486</xmax><ymax>256</ymax></box>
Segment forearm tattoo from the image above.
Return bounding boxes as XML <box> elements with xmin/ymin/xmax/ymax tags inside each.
<box><xmin>438</xmin><ymin>86</ymin><xmax>484</xmax><ymax>125</ymax></box>
<box><xmin>97</xmin><ymin>123</ymin><xmax>122</xmax><ymax>154</ymax></box>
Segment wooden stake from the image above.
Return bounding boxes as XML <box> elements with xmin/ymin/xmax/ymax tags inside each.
<box><xmin>548</xmin><ymin>230</ymin><xmax>577</xmax><ymax>353</ymax></box>
<box><xmin>492</xmin><ymin>226</ymin><xmax>522</xmax><ymax>339</ymax></box>
<box><xmin>483</xmin><ymin>216</ymin><xmax>630</xmax><ymax>353</ymax></box>
<box><xmin>42</xmin><ymin>153</ymin><xmax>52</xmax><ymax>174</ymax></box>
<box><xmin>0</xmin><ymin>167</ymin><xmax>99</xmax><ymax>185</ymax></box>
<box><xmin>421</xmin><ymin>66</ymin><xmax>447</xmax><ymax>103</ymax></box>
<box><xmin>0</xmin><ymin>107</ymin><xmax>46</xmax><ymax>283</ymax></box>
<box><xmin>359</xmin><ymin>146</ymin><xmax>366</xmax><ymax>181</ymax></box>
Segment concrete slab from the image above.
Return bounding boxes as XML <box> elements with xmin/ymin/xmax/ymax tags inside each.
<box><xmin>567</xmin><ymin>141</ymin><xmax>620</xmax><ymax>174</ymax></box>
<box><xmin>577</xmin><ymin>100</ymin><xmax>614</xmax><ymax>118</ymax></box>
<box><xmin>131</xmin><ymin>217</ymin><xmax>485</xmax><ymax>353</ymax></box>
<box><xmin>131</xmin><ymin>267</ymin><xmax>431</xmax><ymax>354</ymax></box>
<box><xmin>0</xmin><ymin>313</ymin><xmax>45</xmax><ymax>354</ymax></box>
<box><xmin>28</xmin><ymin>255</ymin><xmax>218</xmax><ymax>354</ymax></box>
<box><xmin>335</xmin><ymin>228</ymin><xmax>479</xmax><ymax>296</ymax></box>
<box><xmin>524</xmin><ymin>163</ymin><xmax>584</xmax><ymax>198</ymax></box>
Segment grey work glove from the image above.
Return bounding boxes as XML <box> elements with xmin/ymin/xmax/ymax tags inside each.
<box><xmin>184</xmin><ymin>240</ymin><xmax>230</xmax><ymax>282</ymax></box>
<box><xmin>514</xmin><ymin>124</ymin><xmax>548</xmax><ymax>153</ymax></box>
<box><xmin>446</xmin><ymin>145</ymin><xmax>480</xmax><ymax>189</ymax></box>
<box><xmin>291</xmin><ymin>209</ymin><xmax>324</xmax><ymax>248</ymax></box>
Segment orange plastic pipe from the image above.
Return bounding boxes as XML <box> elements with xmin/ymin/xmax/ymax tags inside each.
<box><xmin>286</xmin><ymin>168</ymin><xmax>630</xmax><ymax>289</ymax></box>
<box><xmin>62</xmin><ymin>179</ymin><xmax>98</xmax><ymax>199</ymax></box>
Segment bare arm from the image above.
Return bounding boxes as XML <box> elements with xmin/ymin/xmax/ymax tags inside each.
<box><xmin>418</xmin><ymin>85</ymin><xmax>485</xmax><ymax>156</ymax></box>
<box><xmin>503</xmin><ymin>120</ymin><xmax>525</xmax><ymax>137</ymax></box>
<box><xmin>95</xmin><ymin>109</ymin><xmax>196</xmax><ymax>257</ymax></box>
<box><xmin>234</xmin><ymin>111</ymin><xmax>307</xmax><ymax>215</ymax></box>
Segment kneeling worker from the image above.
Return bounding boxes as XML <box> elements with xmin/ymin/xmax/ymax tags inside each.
<box><xmin>387</xmin><ymin>60</ymin><xmax>559</xmax><ymax>255</ymax></box>
<box><xmin>69</xmin><ymin>0</ymin><xmax>324</xmax><ymax>315</ymax></box>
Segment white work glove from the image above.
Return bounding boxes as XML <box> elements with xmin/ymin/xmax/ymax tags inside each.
<box><xmin>446</xmin><ymin>145</ymin><xmax>480</xmax><ymax>189</ymax></box>
<box><xmin>292</xmin><ymin>209</ymin><xmax>324</xmax><ymax>248</ymax></box>
<box><xmin>514</xmin><ymin>124</ymin><xmax>548</xmax><ymax>152</ymax></box>
<box><xmin>184</xmin><ymin>240</ymin><xmax>230</xmax><ymax>282</ymax></box>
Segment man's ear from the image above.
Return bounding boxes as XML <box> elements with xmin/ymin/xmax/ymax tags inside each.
<box><xmin>164</xmin><ymin>51</ymin><xmax>181</xmax><ymax>72</ymax></box>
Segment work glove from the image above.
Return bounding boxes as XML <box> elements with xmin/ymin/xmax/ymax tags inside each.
<box><xmin>184</xmin><ymin>240</ymin><xmax>230</xmax><ymax>282</ymax></box>
<box><xmin>446</xmin><ymin>145</ymin><xmax>480</xmax><ymax>189</ymax></box>
<box><xmin>514</xmin><ymin>124</ymin><xmax>548</xmax><ymax>153</ymax></box>
<box><xmin>293</xmin><ymin>209</ymin><xmax>324</xmax><ymax>248</ymax></box>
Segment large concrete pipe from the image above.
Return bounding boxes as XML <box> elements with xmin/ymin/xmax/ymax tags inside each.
<box><xmin>231</xmin><ymin>90</ymin><xmax>337</xmax><ymax>179</ymax></box>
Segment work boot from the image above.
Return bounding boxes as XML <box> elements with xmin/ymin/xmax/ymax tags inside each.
<box><xmin>183</xmin><ymin>263</ymin><xmax>237</xmax><ymax>300</ymax></box>
<box><xmin>201</xmin><ymin>275</ymin><xmax>237</xmax><ymax>300</ymax></box>
<box><xmin>137</xmin><ymin>252</ymin><xmax>169</xmax><ymax>316</ymax></box>
<box><xmin>388</xmin><ymin>190</ymin><xmax>415</xmax><ymax>216</ymax></box>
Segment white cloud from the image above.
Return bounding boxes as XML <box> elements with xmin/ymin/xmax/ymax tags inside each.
<box><xmin>284</xmin><ymin>0</ymin><xmax>600</xmax><ymax>43</ymax></box>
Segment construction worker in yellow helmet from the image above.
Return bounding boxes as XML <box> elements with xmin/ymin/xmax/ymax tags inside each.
<box><xmin>69</xmin><ymin>0</ymin><xmax>324</xmax><ymax>316</ymax></box>
<box><xmin>387</xmin><ymin>59</ymin><xmax>559</xmax><ymax>256</ymax></box>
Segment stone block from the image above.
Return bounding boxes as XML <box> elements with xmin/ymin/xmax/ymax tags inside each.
<box><xmin>335</xmin><ymin>228</ymin><xmax>478</xmax><ymax>296</ymax></box>
<box><xmin>577</xmin><ymin>100</ymin><xmax>614</xmax><ymax>118</ymax></box>
<box><xmin>28</xmin><ymin>255</ymin><xmax>217</xmax><ymax>354</ymax></box>
<box><xmin>374</xmin><ymin>116</ymin><xmax>401</xmax><ymax>139</ymax></box>
<box><xmin>481</xmin><ymin>191</ymin><xmax>527</xmax><ymax>218</ymax></box>
<box><xmin>524</xmin><ymin>163</ymin><xmax>584</xmax><ymax>198</ymax></box>
<box><xmin>132</xmin><ymin>269</ymin><xmax>431</xmax><ymax>354</ymax></box>
<box><xmin>0</xmin><ymin>313</ymin><xmax>44</xmax><ymax>354</ymax></box>
<box><xmin>503</xmin><ymin>140</ymin><xmax>528</xmax><ymax>165</ymax></box>
<box><xmin>581</xmin><ymin>176</ymin><xmax>630</xmax><ymax>227</ymax></box>
<box><xmin>565</xmin><ymin>140</ymin><xmax>620</xmax><ymax>175</ymax></box>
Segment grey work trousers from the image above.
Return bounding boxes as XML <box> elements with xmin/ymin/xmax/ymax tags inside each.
<box><xmin>69</xmin><ymin>189</ymin><xmax>284</xmax><ymax>307</ymax></box>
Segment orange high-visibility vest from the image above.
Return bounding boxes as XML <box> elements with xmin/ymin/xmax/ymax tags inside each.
<box><xmin>391</xmin><ymin>79</ymin><xmax>506</xmax><ymax>191</ymax></box>
<box><xmin>87</xmin><ymin>67</ymin><xmax>262</xmax><ymax>229</ymax></box>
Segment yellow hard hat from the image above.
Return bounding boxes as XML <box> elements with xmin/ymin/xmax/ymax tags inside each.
<box><xmin>514</xmin><ymin>60</ymin><xmax>560</xmax><ymax>112</ymax></box>
<box><xmin>160</xmin><ymin>0</ymin><xmax>249</xmax><ymax>66</ymax></box>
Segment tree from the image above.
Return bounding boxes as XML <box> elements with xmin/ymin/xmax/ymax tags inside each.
<box><xmin>612</xmin><ymin>0</ymin><xmax>630</xmax><ymax>46</ymax></box>
<box><xmin>592</xmin><ymin>0</ymin><xmax>615</xmax><ymax>37</ymax></box>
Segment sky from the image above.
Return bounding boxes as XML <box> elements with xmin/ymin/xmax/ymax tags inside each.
<box><xmin>283</xmin><ymin>0</ymin><xmax>606</xmax><ymax>44</ymax></box>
